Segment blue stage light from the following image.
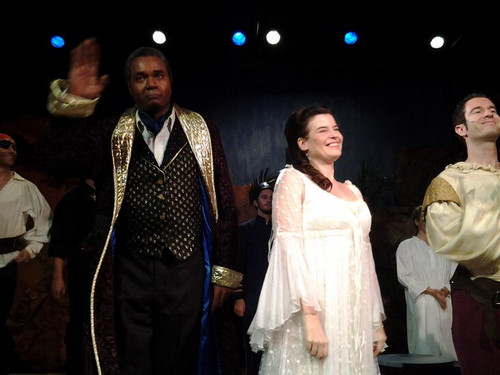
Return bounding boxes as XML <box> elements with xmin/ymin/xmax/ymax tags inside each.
<box><xmin>344</xmin><ymin>31</ymin><xmax>358</xmax><ymax>45</ymax></box>
<box><xmin>232</xmin><ymin>31</ymin><xmax>246</xmax><ymax>46</ymax></box>
<box><xmin>51</xmin><ymin>35</ymin><xmax>65</xmax><ymax>48</ymax></box>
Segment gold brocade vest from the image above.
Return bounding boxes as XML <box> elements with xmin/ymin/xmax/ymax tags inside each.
<box><xmin>118</xmin><ymin>118</ymin><xmax>203</xmax><ymax>260</ymax></box>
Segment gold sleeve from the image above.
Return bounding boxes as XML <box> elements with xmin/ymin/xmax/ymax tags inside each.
<box><xmin>211</xmin><ymin>265</ymin><xmax>243</xmax><ymax>289</ymax></box>
<box><xmin>422</xmin><ymin>177</ymin><xmax>461</xmax><ymax>214</ymax></box>
<box><xmin>47</xmin><ymin>79</ymin><xmax>99</xmax><ymax>118</ymax></box>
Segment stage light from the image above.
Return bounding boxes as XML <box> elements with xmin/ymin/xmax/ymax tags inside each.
<box><xmin>50</xmin><ymin>35</ymin><xmax>65</xmax><ymax>48</ymax></box>
<box><xmin>344</xmin><ymin>31</ymin><xmax>358</xmax><ymax>45</ymax></box>
<box><xmin>266</xmin><ymin>30</ymin><xmax>281</xmax><ymax>45</ymax></box>
<box><xmin>430</xmin><ymin>36</ymin><xmax>444</xmax><ymax>49</ymax></box>
<box><xmin>152</xmin><ymin>30</ymin><xmax>167</xmax><ymax>45</ymax></box>
<box><xmin>232</xmin><ymin>31</ymin><xmax>246</xmax><ymax>46</ymax></box>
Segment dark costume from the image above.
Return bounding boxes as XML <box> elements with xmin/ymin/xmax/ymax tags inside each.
<box><xmin>235</xmin><ymin>215</ymin><xmax>271</xmax><ymax>375</ymax></box>
<box><xmin>42</xmin><ymin>81</ymin><xmax>241</xmax><ymax>375</ymax></box>
<box><xmin>48</xmin><ymin>180</ymin><xmax>97</xmax><ymax>375</ymax></box>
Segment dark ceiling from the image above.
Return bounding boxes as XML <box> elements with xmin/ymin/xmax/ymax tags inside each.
<box><xmin>30</xmin><ymin>2</ymin><xmax>484</xmax><ymax>63</ymax></box>
<box><xmin>2</xmin><ymin>1</ymin><xmax>498</xmax><ymax>118</ymax></box>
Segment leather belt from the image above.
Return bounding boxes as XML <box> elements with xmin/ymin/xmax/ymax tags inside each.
<box><xmin>0</xmin><ymin>236</ymin><xmax>27</xmax><ymax>255</ymax></box>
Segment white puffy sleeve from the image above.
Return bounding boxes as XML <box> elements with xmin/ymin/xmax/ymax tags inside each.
<box><xmin>22</xmin><ymin>180</ymin><xmax>53</xmax><ymax>258</ymax></box>
<box><xmin>248</xmin><ymin>166</ymin><xmax>321</xmax><ymax>351</ymax></box>
<box><xmin>396</xmin><ymin>239</ymin><xmax>428</xmax><ymax>301</ymax></box>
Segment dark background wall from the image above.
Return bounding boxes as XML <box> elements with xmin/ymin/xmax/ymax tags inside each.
<box><xmin>3</xmin><ymin>1</ymin><xmax>499</xmax><ymax>191</ymax></box>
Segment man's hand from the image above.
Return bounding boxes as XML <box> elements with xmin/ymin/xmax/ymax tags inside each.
<box><xmin>69</xmin><ymin>38</ymin><xmax>110</xmax><ymax>99</ymax></box>
<box><xmin>425</xmin><ymin>287</ymin><xmax>448</xmax><ymax>309</ymax></box>
<box><xmin>212</xmin><ymin>284</ymin><xmax>232</xmax><ymax>312</ymax></box>
<box><xmin>233</xmin><ymin>298</ymin><xmax>245</xmax><ymax>317</ymax></box>
<box><xmin>13</xmin><ymin>249</ymin><xmax>31</xmax><ymax>263</ymax></box>
<box><xmin>51</xmin><ymin>257</ymin><xmax>66</xmax><ymax>300</ymax></box>
<box><xmin>51</xmin><ymin>276</ymin><xmax>66</xmax><ymax>300</ymax></box>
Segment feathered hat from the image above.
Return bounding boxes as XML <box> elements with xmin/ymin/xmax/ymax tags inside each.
<box><xmin>248</xmin><ymin>168</ymin><xmax>277</xmax><ymax>203</ymax></box>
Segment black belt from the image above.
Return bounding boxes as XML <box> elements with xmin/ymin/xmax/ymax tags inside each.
<box><xmin>0</xmin><ymin>236</ymin><xmax>26</xmax><ymax>255</ymax></box>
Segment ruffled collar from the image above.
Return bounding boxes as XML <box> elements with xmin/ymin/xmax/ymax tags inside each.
<box><xmin>446</xmin><ymin>162</ymin><xmax>500</xmax><ymax>174</ymax></box>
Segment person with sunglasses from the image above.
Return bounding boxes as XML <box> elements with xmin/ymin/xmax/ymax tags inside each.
<box><xmin>0</xmin><ymin>133</ymin><xmax>52</xmax><ymax>375</ymax></box>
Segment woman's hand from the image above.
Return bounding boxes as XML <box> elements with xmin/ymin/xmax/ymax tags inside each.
<box><xmin>302</xmin><ymin>307</ymin><xmax>329</xmax><ymax>360</ymax></box>
<box><xmin>373</xmin><ymin>324</ymin><xmax>387</xmax><ymax>356</ymax></box>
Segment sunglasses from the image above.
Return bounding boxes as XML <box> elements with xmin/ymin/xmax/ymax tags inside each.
<box><xmin>0</xmin><ymin>140</ymin><xmax>17</xmax><ymax>150</ymax></box>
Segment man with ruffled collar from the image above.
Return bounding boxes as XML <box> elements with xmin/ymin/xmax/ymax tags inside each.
<box><xmin>422</xmin><ymin>93</ymin><xmax>500</xmax><ymax>375</ymax></box>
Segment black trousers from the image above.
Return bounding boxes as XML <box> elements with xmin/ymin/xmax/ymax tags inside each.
<box><xmin>114</xmin><ymin>250</ymin><xmax>204</xmax><ymax>375</ymax></box>
<box><xmin>0</xmin><ymin>262</ymin><xmax>17</xmax><ymax>374</ymax></box>
<box><xmin>66</xmin><ymin>256</ymin><xmax>92</xmax><ymax>375</ymax></box>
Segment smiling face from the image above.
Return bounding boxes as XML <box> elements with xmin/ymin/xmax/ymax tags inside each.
<box><xmin>464</xmin><ymin>98</ymin><xmax>500</xmax><ymax>141</ymax></box>
<box><xmin>297</xmin><ymin>113</ymin><xmax>343</xmax><ymax>166</ymax></box>
<box><xmin>0</xmin><ymin>133</ymin><xmax>17</xmax><ymax>169</ymax></box>
<box><xmin>128</xmin><ymin>56</ymin><xmax>172</xmax><ymax>118</ymax></box>
<box><xmin>456</xmin><ymin>96</ymin><xmax>500</xmax><ymax>143</ymax></box>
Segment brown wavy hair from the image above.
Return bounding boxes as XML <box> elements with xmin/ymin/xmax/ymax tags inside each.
<box><xmin>284</xmin><ymin>105</ymin><xmax>334</xmax><ymax>191</ymax></box>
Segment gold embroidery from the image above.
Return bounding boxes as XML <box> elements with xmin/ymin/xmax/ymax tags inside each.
<box><xmin>90</xmin><ymin>108</ymin><xmax>136</xmax><ymax>375</ymax></box>
<box><xmin>211</xmin><ymin>265</ymin><xmax>243</xmax><ymax>289</ymax></box>
<box><xmin>175</xmin><ymin>105</ymin><xmax>218</xmax><ymax>221</ymax></box>
<box><xmin>422</xmin><ymin>176</ymin><xmax>461</xmax><ymax>214</ymax></box>
<box><xmin>47</xmin><ymin>79</ymin><xmax>99</xmax><ymax>118</ymax></box>
<box><xmin>163</xmin><ymin>142</ymin><xmax>188</xmax><ymax>171</ymax></box>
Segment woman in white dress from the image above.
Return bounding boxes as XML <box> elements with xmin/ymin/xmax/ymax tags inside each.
<box><xmin>248</xmin><ymin>105</ymin><xmax>387</xmax><ymax>374</ymax></box>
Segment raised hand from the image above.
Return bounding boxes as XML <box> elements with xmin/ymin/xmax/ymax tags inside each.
<box><xmin>68</xmin><ymin>38</ymin><xmax>110</xmax><ymax>99</ymax></box>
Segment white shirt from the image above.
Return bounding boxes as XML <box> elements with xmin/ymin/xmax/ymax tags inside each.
<box><xmin>396</xmin><ymin>235</ymin><xmax>457</xmax><ymax>360</ymax></box>
<box><xmin>0</xmin><ymin>172</ymin><xmax>52</xmax><ymax>267</ymax></box>
<box><xmin>425</xmin><ymin>162</ymin><xmax>500</xmax><ymax>281</ymax></box>
<box><xmin>136</xmin><ymin>110</ymin><xmax>175</xmax><ymax>166</ymax></box>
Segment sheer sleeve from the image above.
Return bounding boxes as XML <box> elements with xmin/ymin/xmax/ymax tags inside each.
<box><xmin>248</xmin><ymin>166</ymin><xmax>321</xmax><ymax>351</ymax></box>
<box><xmin>366</xmin><ymin>236</ymin><xmax>386</xmax><ymax>332</ymax></box>
<box><xmin>349</xmin><ymin>182</ymin><xmax>386</xmax><ymax>326</ymax></box>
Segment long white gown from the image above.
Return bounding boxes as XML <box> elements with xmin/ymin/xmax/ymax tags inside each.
<box><xmin>248</xmin><ymin>166</ymin><xmax>385</xmax><ymax>375</ymax></box>
<box><xmin>395</xmin><ymin>236</ymin><xmax>458</xmax><ymax>360</ymax></box>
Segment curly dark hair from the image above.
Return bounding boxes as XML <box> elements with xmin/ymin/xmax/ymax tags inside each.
<box><xmin>284</xmin><ymin>105</ymin><xmax>335</xmax><ymax>191</ymax></box>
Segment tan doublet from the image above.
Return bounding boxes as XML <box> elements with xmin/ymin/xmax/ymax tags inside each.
<box><xmin>423</xmin><ymin>162</ymin><xmax>500</xmax><ymax>281</ymax></box>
